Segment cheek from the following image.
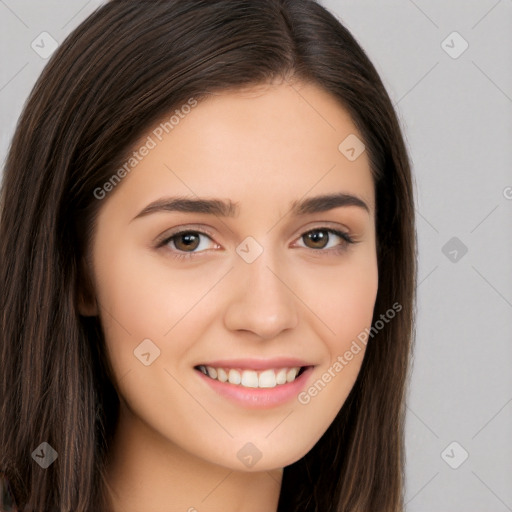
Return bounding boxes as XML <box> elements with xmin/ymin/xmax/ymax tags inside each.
<box><xmin>293</xmin><ymin>312</ymin><xmax>376</xmax><ymax>450</ymax></box>
<box><xmin>333</xmin><ymin>262</ymin><xmax>378</xmax><ymax>345</ymax></box>
<box><xmin>93</xmin><ymin>245</ymin><xmax>205</xmax><ymax>338</ymax></box>
<box><xmin>302</xmin><ymin>249</ymin><xmax>379</xmax><ymax>353</ymax></box>
<box><xmin>293</xmin><ymin>250</ymin><xmax>378</xmax><ymax>422</ymax></box>
<box><xmin>92</xmin><ymin>243</ymin><xmax>224</xmax><ymax>383</ymax></box>
<box><xmin>91</xmin><ymin>243</ymin><xmax>172</xmax><ymax>378</ymax></box>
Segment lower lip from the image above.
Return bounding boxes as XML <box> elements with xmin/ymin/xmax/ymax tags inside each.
<box><xmin>195</xmin><ymin>367</ymin><xmax>314</xmax><ymax>409</ymax></box>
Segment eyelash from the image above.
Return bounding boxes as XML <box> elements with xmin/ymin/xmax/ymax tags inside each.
<box><xmin>156</xmin><ymin>227</ymin><xmax>356</xmax><ymax>261</ymax></box>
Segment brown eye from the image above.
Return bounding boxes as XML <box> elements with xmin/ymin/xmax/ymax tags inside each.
<box><xmin>303</xmin><ymin>229</ymin><xmax>330</xmax><ymax>249</ymax></box>
<box><xmin>172</xmin><ymin>232</ymin><xmax>201</xmax><ymax>252</ymax></box>
<box><xmin>158</xmin><ymin>226</ymin><xmax>354</xmax><ymax>262</ymax></box>
<box><xmin>298</xmin><ymin>228</ymin><xmax>355</xmax><ymax>253</ymax></box>
<box><xmin>158</xmin><ymin>229</ymin><xmax>221</xmax><ymax>261</ymax></box>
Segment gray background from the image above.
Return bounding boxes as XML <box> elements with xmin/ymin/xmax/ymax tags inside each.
<box><xmin>1</xmin><ymin>0</ymin><xmax>511</xmax><ymax>510</ymax></box>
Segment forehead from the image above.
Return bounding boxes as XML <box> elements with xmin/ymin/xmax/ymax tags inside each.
<box><xmin>103</xmin><ymin>81</ymin><xmax>375</xmax><ymax>219</ymax></box>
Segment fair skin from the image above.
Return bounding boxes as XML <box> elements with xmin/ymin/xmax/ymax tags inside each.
<box><xmin>80</xmin><ymin>80</ymin><xmax>378</xmax><ymax>512</ymax></box>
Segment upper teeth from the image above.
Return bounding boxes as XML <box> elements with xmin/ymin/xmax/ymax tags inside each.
<box><xmin>197</xmin><ymin>365</ymin><xmax>302</xmax><ymax>388</ymax></box>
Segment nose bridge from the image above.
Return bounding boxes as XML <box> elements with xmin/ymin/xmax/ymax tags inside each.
<box><xmin>223</xmin><ymin>237</ymin><xmax>299</xmax><ymax>339</ymax></box>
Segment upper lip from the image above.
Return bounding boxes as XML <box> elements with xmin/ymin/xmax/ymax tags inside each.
<box><xmin>195</xmin><ymin>357</ymin><xmax>314</xmax><ymax>371</ymax></box>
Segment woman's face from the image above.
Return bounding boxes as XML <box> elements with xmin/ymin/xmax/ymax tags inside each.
<box><xmin>84</xmin><ymin>80</ymin><xmax>378</xmax><ymax>470</ymax></box>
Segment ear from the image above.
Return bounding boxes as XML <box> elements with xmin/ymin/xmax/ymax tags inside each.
<box><xmin>77</xmin><ymin>256</ymin><xmax>99</xmax><ymax>317</ymax></box>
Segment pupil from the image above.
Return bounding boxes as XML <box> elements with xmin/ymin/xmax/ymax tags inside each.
<box><xmin>178</xmin><ymin>233</ymin><xmax>198</xmax><ymax>250</ymax></box>
<box><xmin>308</xmin><ymin>230</ymin><xmax>327</xmax><ymax>248</ymax></box>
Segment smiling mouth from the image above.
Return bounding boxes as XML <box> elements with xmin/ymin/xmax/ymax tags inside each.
<box><xmin>194</xmin><ymin>365</ymin><xmax>309</xmax><ymax>389</ymax></box>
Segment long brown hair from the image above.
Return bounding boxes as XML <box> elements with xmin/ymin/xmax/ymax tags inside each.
<box><xmin>0</xmin><ymin>1</ymin><xmax>416</xmax><ymax>510</ymax></box>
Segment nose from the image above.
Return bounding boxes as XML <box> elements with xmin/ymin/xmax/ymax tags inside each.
<box><xmin>223</xmin><ymin>248</ymin><xmax>299</xmax><ymax>340</ymax></box>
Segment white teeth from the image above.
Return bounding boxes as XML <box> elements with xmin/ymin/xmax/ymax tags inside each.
<box><xmin>241</xmin><ymin>370</ymin><xmax>259</xmax><ymax>388</ymax></box>
<box><xmin>198</xmin><ymin>365</ymin><xmax>304</xmax><ymax>388</ymax></box>
<box><xmin>258</xmin><ymin>369</ymin><xmax>276</xmax><ymax>388</ymax></box>
<box><xmin>206</xmin><ymin>366</ymin><xmax>217</xmax><ymax>379</ymax></box>
<box><xmin>286</xmin><ymin>368</ymin><xmax>299</xmax><ymax>382</ymax></box>
<box><xmin>276</xmin><ymin>368</ymin><xmax>287</xmax><ymax>385</ymax></box>
<box><xmin>228</xmin><ymin>369</ymin><xmax>241</xmax><ymax>385</ymax></box>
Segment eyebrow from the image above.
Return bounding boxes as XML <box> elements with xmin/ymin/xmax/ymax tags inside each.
<box><xmin>131</xmin><ymin>192</ymin><xmax>370</xmax><ymax>221</ymax></box>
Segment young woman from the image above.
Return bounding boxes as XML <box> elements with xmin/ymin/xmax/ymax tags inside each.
<box><xmin>0</xmin><ymin>1</ymin><xmax>416</xmax><ymax>510</ymax></box>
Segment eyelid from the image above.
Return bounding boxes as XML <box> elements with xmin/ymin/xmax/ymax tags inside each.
<box><xmin>155</xmin><ymin>222</ymin><xmax>354</xmax><ymax>244</ymax></box>
<box><xmin>154</xmin><ymin>224</ymin><xmax>216</xmax><ymax>246</ymax></box>
<box><xmin>155</xmin><ymin>223</ymin><xmax>357</xmax><ymax>259</ymax></box>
